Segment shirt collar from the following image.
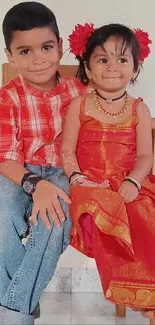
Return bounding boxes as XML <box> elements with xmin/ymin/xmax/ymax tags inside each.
<box><xmin>20</xmin><ymin>75</ymin><xmax>66</xmax><ymax>98</ymax></box>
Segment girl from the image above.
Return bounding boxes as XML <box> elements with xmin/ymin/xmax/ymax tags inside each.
<box><xmin>61</xmin><ymin>23</ymin><xmax>155</xmax><ymax>319</ymax></box>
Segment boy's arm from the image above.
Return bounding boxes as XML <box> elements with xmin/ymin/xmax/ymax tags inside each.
<box><xmin>0</xmin><ymin>97</ymin><xmax>27</xmax><ymax>184</ymax></box>
<box><xmin>0</xmin><ymin>160</ymin><xmax>30</xmax><ymax>186</ymax></box>
<box><xmin>0</xmin><ymin>96</ymin><xmax>70</xmax><ymax>228</ymax></box>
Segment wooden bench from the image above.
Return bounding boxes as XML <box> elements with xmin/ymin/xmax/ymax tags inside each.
<box><xmin>116</xmin><ymin>305</ymin><xmax>155</xmax><ymax>325</ymax></box>
<box><xmin>2</xmin><ymin>63</ymin><xmax>155</xmax><ymax>325</ymax></box>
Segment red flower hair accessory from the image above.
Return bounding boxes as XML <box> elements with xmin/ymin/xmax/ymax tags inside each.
<box><xmin>68</xmin><ymin>24</ymin><xmax>152</xmax><ymax>63</ymax></box>
<box><xmin>68</xmin><ymin>23</ymin><xmax>95</xmax><ymax>58</ymax></box>
<box><xmin>133</xmin><ymin>29</ymin><xmax>152</xmax><ymax>62</ymax></box>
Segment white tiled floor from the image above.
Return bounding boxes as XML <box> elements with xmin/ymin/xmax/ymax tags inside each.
<box><xmin>35</xmin><ymin>292</ymin><xmax>148</xmax><ymax>325</ymax></box>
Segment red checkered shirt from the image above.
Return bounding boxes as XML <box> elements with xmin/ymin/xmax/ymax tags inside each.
<box><xmin>0</xmin><ymin>76</ymin><xmax>87</xmax><ymax>166</ymax></box>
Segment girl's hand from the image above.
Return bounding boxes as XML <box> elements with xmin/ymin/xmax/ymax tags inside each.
<box><xmin>71</xmin><ymin>176</ymin><xmax>110</xmax><ymax>188</ymax></box>
<box><xmin>118</xmin><ymin>181</ymin><xmax>139</xmax><ymax>203</ymax></box>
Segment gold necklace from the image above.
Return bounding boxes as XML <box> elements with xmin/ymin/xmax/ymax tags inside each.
<box><xmin>93</xmin><ymin>90</ymin><xmax>130</xmax><ymax>118</ymax></box>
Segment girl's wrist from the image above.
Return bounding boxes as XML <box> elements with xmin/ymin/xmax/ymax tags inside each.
<box><xmin>70</xmin><ymin>174</ymin><xmax>87</xmax><ymax>186</ymax></box>
<box><xmin>123</xmin><ymin>176</ymin><xmax>141</xmax><ymax>191</ymax></box>
<box><xmin>69</xmin><ymin>171</ymin><xmax>83</xmax><ymax>184</ymax></box>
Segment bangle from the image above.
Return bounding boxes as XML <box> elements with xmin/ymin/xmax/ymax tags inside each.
<box><xmin>69</xmin><ymin>171</ymin><xmax>83</xmax><ymax>184</ymax></box>
<box><xmin>123</xmin><ymin>177</ymin><xmax>141</xmax><ymax>191</ymax></box>
<box><xmin>70</xmin><ymin>175</ymin><xmax>87</xmax><ymax>186</ymax></box>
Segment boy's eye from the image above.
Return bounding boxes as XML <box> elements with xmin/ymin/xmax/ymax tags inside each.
<box><xmin>43</xmin><ymin>45</ymin><xmax>53</xmax><ymax>51</ymax></box>
<box><xmin>20</xmin><ymin>49</ymin><xmax>30</xmax><ymax>55</ymax></box>
<box><xmin>119</xmin><ymin>57</ymin><xmax>127</xmax><ymax>63</ymax></box>
<box><xmin>98</xmin><ymin>58</ymin><xmax>107</xmax><ymax>64</ymax></box>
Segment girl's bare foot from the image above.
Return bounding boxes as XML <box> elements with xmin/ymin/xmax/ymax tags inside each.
<box><xmin>132</xmin><ymin>308</ymin><xmax>155</xmax><ymax>321</ymax></box>
<box><xmin>141</xmin><ymin>309</ymin><xmax>155</xmax><ymax>320</ymax></box>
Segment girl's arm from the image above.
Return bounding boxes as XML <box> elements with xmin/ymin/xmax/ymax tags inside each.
<box><xmin>128</xmin><ymin>101</ymin><xmax>153</xmax><ymax>184</ymax></box>
<box><xmin>61</xmin><ymin>96</ymin><xmax>82</xmax><ymax>179</ymax></box>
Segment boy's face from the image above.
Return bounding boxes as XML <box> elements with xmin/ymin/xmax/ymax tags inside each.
<box><xmin>5</xmin><ymin>27</ymin><xmax>63</xmax><ymax>88</ymax></box>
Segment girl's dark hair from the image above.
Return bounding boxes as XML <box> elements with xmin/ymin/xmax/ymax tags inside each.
<box><xmin>76</xmin><ymin>23</ymin><xmax>141</xmax><ymax>85</ymax></box>
<box><xmin>3</xmin><ymin>1</ymin><xmax>60</xmax><ymax>52</ymax></box>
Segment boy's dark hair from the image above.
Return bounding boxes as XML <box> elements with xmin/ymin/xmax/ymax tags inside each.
<box><xmin>76</xmin><ymin>23</ymin><xmax>141</xmax><ymax>85</ymax></box>
<box><xmin>3</xmin><ymin>1</ymin><xmax>60</xmax><ymax>52</ymax></box>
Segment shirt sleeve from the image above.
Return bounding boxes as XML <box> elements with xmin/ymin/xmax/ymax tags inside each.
<box><xmin>74</xmin><ymin>78</ymin><xmax>89</xmax><ymax>95</ymax></box>
<box><xmin>0</xmin><ymin>93</ymin><xmax>24</xmax><ymax>164</ymax></box>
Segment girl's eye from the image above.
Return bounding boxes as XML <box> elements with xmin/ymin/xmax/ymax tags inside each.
<box><xmin>98</xmin><ymin>58</ymin><xmax>107</xmax><ymax>64</ymax></box>
<box><xmin>43</xmin><ymin>45</ymin><xmax>53</xmax><ymax>51</ymax></box>
<box><xmin>20</xmin><ymin>49</ymin><xmax>30</xmax><ymax>55</ymax></box>
<box><xmin>119</xmin><ymin>58</ymin><xmax>128</xmax><ymax>63</ymax></box>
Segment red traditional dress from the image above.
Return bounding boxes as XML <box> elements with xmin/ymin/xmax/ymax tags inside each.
<box><xmin>70</xmin><ymin>96</ymin><xmax>155</xmax><ymax>309</ymax></box>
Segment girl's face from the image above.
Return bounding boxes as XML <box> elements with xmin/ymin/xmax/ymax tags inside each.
<box><xmin>86</xmin><ymin>37</ymin><xmax>139</xmax><ymax>93</ymax></box>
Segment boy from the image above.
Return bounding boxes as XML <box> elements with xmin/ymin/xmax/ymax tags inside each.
<box><xmin>0</xmin><ymin>2</ymin><xmax>86</xmax><ymax>324</ymax></box>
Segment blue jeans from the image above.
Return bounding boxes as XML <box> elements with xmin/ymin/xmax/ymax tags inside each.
<box><xmin>0</xmin><ymin>165</ymin><xmax>71</xmax><ymax>324</ymax></box>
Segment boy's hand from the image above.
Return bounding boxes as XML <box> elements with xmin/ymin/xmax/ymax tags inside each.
<box><xmin>118</xmin><ymin>181</ymin><xmax>138</xmax><ymax>203</ymax></box>
<box><xmin>30</xmin><ymin>180</ymin><xmax>71</xmax><ymax>229</ymax></box>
